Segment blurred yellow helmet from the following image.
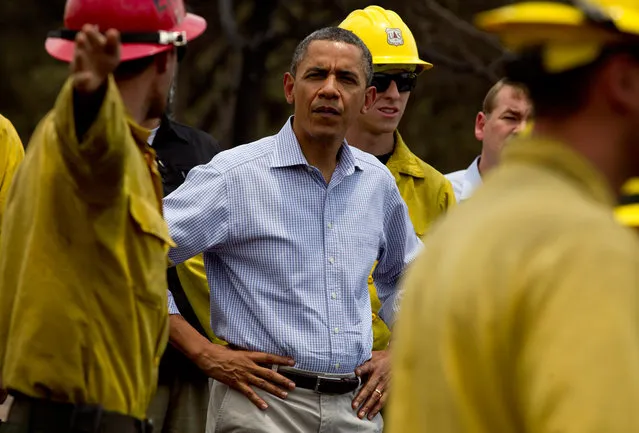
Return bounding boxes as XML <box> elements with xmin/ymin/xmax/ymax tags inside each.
<box><xmin>615</xmin><ymin>177</ymin><xmax>639</xmax><ymax>227</ymax></box>
<box><xmin>475</xmin><ymin>1</ymin><xmax>639</xmax><ymax>73</ymax></box>
<box><xmin>339</xmin><ymin>5</ymin><xmax>433</xmax><ymax>74</ymax></box>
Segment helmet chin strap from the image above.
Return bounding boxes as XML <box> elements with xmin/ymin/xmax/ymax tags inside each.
<box><xmin>47</xmin><ymin>29</ymin><xmax>188</xmax><ymax>46</ymax></box>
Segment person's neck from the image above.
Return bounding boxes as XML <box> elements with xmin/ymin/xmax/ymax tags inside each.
<box><xmin>293</xmin><ymin>120</ymin><xmax>343</xmax><ymax>183</ymax></box>
<box><xmin>346</xmin><ymin>126</ymin><xmax>395</xmax><ymax>156</ymax></box>
<box><xmin>116</xmin><ymin>76</ymin><xmax>152</xmax><ymax>126</ymax></box>
<box><xmin>140</xmin><ymin>117</ymin><xmax>161</xmax><ymax>130</ymax></box>
<box><xmin>534</xmin><ymin>115</ymin><xmax>630</xmax><ymax>197</ymax></box>
<box><xmin>477</xmin><ymin>150</ymin><xmax>496</xmax><ymax>177</ymax></box>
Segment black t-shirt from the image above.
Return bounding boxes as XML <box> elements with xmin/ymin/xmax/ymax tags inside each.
<box><xmin>375</xmin><ymin>151</ymin><xmax>393</xmax><ymax>165</ymax></box>
<box><xmin>152</xmin><ymin>115</ymin><xmax>221</xmax><ymax>196</ymax></box>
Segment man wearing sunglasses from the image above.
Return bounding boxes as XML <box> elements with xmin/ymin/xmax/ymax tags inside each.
<box><xmin>339</xmin><ymin>5</ymin><xmax>455</xmax><ymax>418</ymax></box>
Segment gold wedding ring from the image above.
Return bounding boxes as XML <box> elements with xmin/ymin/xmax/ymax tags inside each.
<box><xmin>374</xmin><ymin>388</ymin><xmax>383</xmax><ymax>398</ymax></box>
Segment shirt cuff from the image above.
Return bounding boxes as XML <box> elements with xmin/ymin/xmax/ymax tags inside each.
<box><xmin>167</xmin><ymin>290</ymin><xmax>181</xmax><ymax>315</ymax></box>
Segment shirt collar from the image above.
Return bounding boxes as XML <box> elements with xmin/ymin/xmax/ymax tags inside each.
<box><xmin>127</xmin><ymin>117</ymin><xmax>152</xmax><ymax>148</ymax></box>
<box><xmin>271</xmin><ymin>117</ymin><xmax>361</xmax><ymax>174</ymax></box>
<box><xmin>502</xmin><ymin>137</ymin><xmax>615</xmax><ymax>207</ymax></box>
<box><xmin>465</xmin><ymin>156</ymin><xmax>482</xmax><ymax>187</ymax></box>
<box><xmin>385</xmin><ymin>131</ymin><xmax>425</xmax><ymax>178</ymax></box>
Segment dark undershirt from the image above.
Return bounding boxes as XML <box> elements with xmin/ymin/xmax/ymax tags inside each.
<box><xmin>375</xmin><ymin>151</ymin><xmax>393</xmax><ymax>165</ymax></box>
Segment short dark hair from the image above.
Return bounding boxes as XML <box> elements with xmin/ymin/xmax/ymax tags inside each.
<box><xmin>290</xmin><ymin>27</ymin><xmax>373</xmax><ymax>86</ymax></box>
<box><xmin>503</xmin><ymin>45</ymin><xmax>639</xmax><ymax>118</ymax></box>
<box><xmin>482</xmin><ymin>79</ymin><xmax>529</xmax><ymax>114</ymax></box>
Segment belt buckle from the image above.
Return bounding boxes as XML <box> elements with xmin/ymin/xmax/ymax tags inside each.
<box><xmin>313</xmin><ymin>375</ymin><xmax>344</xmax><ymax>394</ymax></box>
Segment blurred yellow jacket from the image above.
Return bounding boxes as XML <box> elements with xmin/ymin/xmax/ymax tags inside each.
<box><xmin>369</xmin><ymin>131</ymin><xmax>455</xmax><ymax>350</ymax></box>
<box><xmin>0</xmin><ymin>76</ymin><xmax>173</xmax><ymax>420</ymax></box>
<box><xmin>176</xmin><ymin>254</ymin><xmax>227</xmax><ymax>345</ymax></box>
<box><xmin>390</xmin><ymin>138</ymin><xmax>639</xmax><ymax>432</ymax></box>
<box><xmin>0</xmin><ymin>114</ymin><xmax>24</xmax><ymax>231</ymax></box>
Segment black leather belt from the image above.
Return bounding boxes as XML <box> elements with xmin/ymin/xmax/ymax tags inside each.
<box><xmin>4</xmin><ymin>392</ymin><xmax>153</xmax><ymax>433</ymax></box>
<box><xmin>271</xmin><ymin>367</ymin><xmax>361</xmax><ymax>394</ymax></box>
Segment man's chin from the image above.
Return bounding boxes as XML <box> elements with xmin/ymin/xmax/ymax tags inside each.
<box><xmin>309</xmin><ymin>127</ymin><xmax>345</xmax><ymax>145</ymax></box>
<box><xmin>364</xmin><ymin>117</ymin><xmax>398</xmax><ymax>135</ymax></box>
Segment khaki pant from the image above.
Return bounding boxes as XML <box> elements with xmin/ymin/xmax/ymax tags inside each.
<box><xmin>147</xmin><ymin>371</ymin><xmax>210</xmax><ymax>433</ymax></box>
<box><xmin>206</xmin><ymin>380</ymin><xmax>383</xmax><ymax>433</ymax></box>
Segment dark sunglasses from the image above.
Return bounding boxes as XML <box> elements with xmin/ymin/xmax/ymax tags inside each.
<box><xmin>371</xmin><ymin>72</ymin><xmax>418</xmax><ymax>93</ymax></box>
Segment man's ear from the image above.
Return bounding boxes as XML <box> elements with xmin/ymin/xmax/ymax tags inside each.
<box><xmin>475</xmin><ymin>111</ymin><xmax>486</xmax><ymax>141</ymax></box>
<box><xmin>604</xmin><ymin>54</ymin><xmax>639</xmax><ymax>115</ymax></box>
<box><xmin>361</xmin><ymin>85</ymin><xmax>377</xmax><ymax>114</ymax></box>
<box><xmin>283</xmin><ymin>72</ymin><xmax>295</xmax><ymax>105</ymax></box>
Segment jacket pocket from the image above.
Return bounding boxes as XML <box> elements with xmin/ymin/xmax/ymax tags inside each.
<box><xmin>128</xmin><ymin>194</ymin><xmax>175</xmax><ymax>248</ymax></box>
<box><xmin>127</xmin><ymin>194</ymin><xmax>174</xmax><ymax>307</ymax></box>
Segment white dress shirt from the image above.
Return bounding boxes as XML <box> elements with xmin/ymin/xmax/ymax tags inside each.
<box><xmin>445</xmin><ymin>156</ymin><xmax>482</xmax><ymax>202</ymax></box>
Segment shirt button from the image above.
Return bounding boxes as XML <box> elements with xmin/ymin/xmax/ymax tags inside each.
<box><xmin>327</xmin><ymin>222</ymin><xmax>333</xmax><ymax>229</ymax></box>
<box><xmin>328</xmin><ymin>257</ymin><xmax>335</xmax><ymax>264</ymax></box>
<box><xmin>334</xmin><ymin>327</ymin><xmax>340</xmax><ymax>334</ymax></box>
<box><xmin>306</xmin><ymin>166</ymin><xmax>313</xmax><ymax>172</ymax></box>
<box><xmin>331</xmin><ymin>292</ymin><xmax>337</xmax><ymax>300</ymax></box>
<box><xmin>335</xmin><ymin>363</ymin><xmax>341</xmax><ymax>369</ymax></box>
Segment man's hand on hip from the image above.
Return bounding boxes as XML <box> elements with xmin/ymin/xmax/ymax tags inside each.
<box><xmin>168</xmin><ymin>314</ymin><xmax>296</xmax><ymax>411</ymax></box>
<box><xmin>352</xmin><ymin>350</ymin><xmax>390</xmax><ymax>420</ymax></box>
<box><xmin>195</xmin><ymin>344</ymin><xmax>297</xmax><ymax>410</ymax></box>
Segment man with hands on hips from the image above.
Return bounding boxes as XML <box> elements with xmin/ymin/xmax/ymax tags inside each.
<box><xmin>164</xmin><ymin>26</ymin><xmax>421</xmax><ymax>432</ymax></box>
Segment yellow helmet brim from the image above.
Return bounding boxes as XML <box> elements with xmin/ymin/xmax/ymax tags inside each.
<box><xmin>474</xmin><ymin>2</ymin><xmax>639</xmax><ymax>72</ymax></box>
<box><xmin>373</xmin><ymin>56</ymin><xmax>433</xmax><ymax>74</ymax></box>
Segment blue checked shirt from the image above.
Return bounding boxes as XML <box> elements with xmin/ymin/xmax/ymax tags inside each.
<box><xmin>164</xmin><ymin>119</ymin><xmax>422</xmax><ymax>373</ymax></box>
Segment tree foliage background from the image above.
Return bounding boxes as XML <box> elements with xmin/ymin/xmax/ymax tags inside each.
<box><xmin>1</xmin><ymin>0</ymin><xmax>514</xmax><ymax>173</ymax></box>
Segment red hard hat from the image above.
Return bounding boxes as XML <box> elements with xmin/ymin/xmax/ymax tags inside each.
<box><xmin>45</xmin><ymin>0</ymin><xmax>207</xmax><ymax>63</ymax></box>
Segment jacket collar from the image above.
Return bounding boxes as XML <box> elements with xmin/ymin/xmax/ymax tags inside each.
<box><xmin>503</xmin><ymin>137</ymin><xmax>615</xmax><ymax>207</ymax></box>
<box><xmin>385</xmin><ymin>131</ymin><xmax>425</xmax><ymax>178</ymax></box>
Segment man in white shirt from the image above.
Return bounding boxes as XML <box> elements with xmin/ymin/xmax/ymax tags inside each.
<box><xmin>446</xmin><ymin>79</ymin><xmax>532</xmax><ymax>201</ymax></box>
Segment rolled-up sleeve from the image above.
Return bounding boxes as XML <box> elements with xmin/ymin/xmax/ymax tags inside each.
<box><xmin>373</xmin><ymin>181</ymin><xmax>423</xmax><ymax>327</ymax></box>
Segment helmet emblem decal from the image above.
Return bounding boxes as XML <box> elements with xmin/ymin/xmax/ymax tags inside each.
<box><xmin>385</xmin><ymin>28</ymin><xmax>404</xmax><ymax>46</ymax></box>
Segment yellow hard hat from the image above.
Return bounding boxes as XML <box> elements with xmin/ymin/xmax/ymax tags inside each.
<box><xmin>339</xmin><ymin>5</ymin><xmax>433</xmax><ymax>74</ymax></box>
<box><xmin>615</xmin><ymin>177</ymin><xmax>639</xmax><ymax>227</ymax></box>
<box><xmin>475</xmin><ymin>1</ymin><xmax>639</xmax><ymax>73</ymax></box>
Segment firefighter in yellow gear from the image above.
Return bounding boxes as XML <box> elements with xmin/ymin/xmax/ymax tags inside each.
<box><xmin>0</xmin><ymin>114</ymin><xmax>24</xmax><ymax>234</ymax></box>
<box><xmin>0</xmin><ymin>0</ymin><xmax>207</xmax><ymax>430</ymax></box>
<box><xmin>340</xmin><ymin>6</ymin><xmax>456</xmax><ymax>352</ymax></box>
<box><xmin>390</xmin><ymin>1</ymin><xmax>639</xmax><ymax>432</ymax></box>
